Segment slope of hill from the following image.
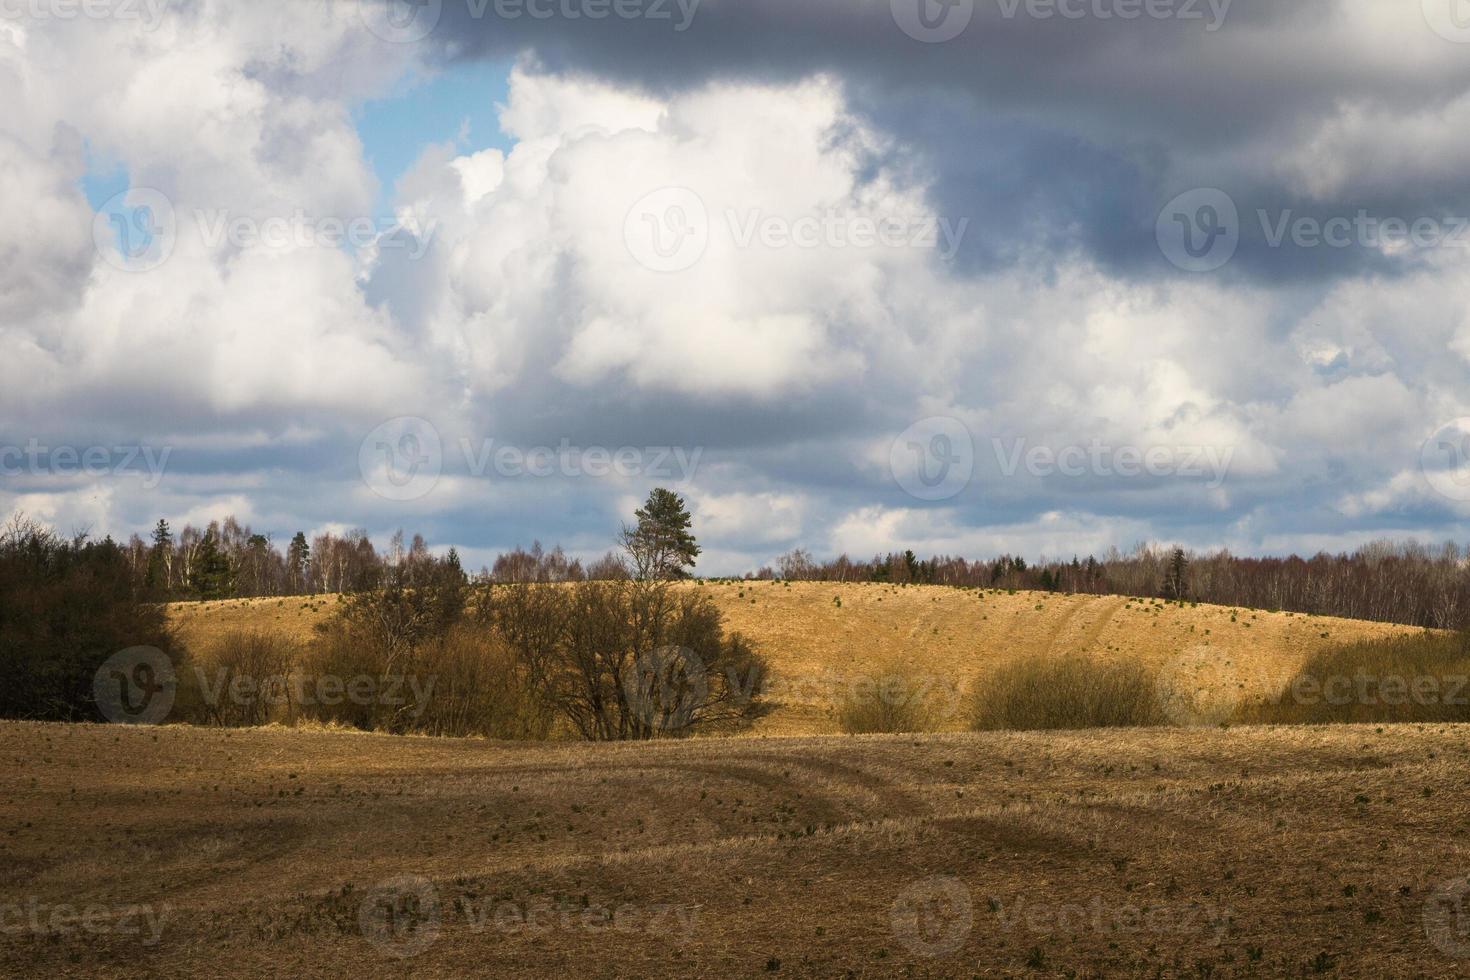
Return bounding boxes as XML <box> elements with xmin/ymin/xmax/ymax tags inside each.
<box><xmin>168</xmin><ymin>583</ymin><xmax>1419</xmax><ymax>735</ymax></box>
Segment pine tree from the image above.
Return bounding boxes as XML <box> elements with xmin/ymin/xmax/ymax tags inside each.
<box><xmin>620</xmin><ymin>488</ymin><xmax>700</xmax><ymax>580</ymax></box>
<box><xmin>286</xmin><ymin>532</ymin><xmax>310</xmax><ymax>594</ymax></box>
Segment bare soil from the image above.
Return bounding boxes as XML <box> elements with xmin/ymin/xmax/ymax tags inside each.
<box><xmin>3</xmin><ymin>720</ymin><xmax>1468</xmax><ymax>977</ymax></box>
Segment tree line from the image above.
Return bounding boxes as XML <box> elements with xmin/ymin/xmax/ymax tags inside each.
<box><xmin>122</xmin><ymin>518</ymin><xmax>468</xmax><ymax>600</ymax></box>
<box><xmin>10</xmin><ymin>481</ymin><xmax>1470</xmax><ymax>734</ymax></box>
<box><xmin>0</xmin><ymin>489</ymin><xmax>731</xmax><ymax>736</ymax></box>
<box><xmin>0</xmin><ymin>515</ymin><xmax>178</xmax><ymax>721</ymax></box>
<box><xmin>122</xmin><ymin>487</ymin><xmax>704</xmax><ymax>600</ymax></box>
<box><xmin>89</xmin><ymin>506</ymin><xmax>1470</xmax><ymax>632</ymax></box>
<box><xmin>761</xmin><ymin>540</ymin><xmax>1470</xmax><ymax>630</ymax></box>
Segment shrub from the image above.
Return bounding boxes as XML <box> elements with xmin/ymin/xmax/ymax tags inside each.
<box><xmin>487</xmin><ymin>580</ymin><xmax>769</xmax><ymax>740</ymax></box>
<box><xmin>401</xmin><ymin>627</ymin><xmax>553</xmax><ymax>740</ymax></box>
<box><xmin>301</xmin><ymin>596</ymin><xmax>553</xmax><ymax>738</ymax></box>
<box><xmin>183</xmin><ymin>629</ymin><xmax>299</xmax><ymax>727</ymax></box>
<box><xmin>836</xmin><ymin>664</ymin><xmax>955</xmax><ymax>734</ymax></box>
<box><xmin>298</xmin><ymin>618</ymin><xmax>389</xmax><ymax>731</ymax></box>
<box><xmin>1240</xmin><ymin>631</ymin><xmax>1470</xmax><ymax>725</ymax></box>
<box><xmin>971</xmin><ymin>654</ymin><xmax>1165</xmax><ymax>731</ymax></box>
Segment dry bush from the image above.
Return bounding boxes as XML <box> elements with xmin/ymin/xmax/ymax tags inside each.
<box><xmin>1240</xmin><ymin>630</ymin><xmax>1470</xmax><ymax>725</ymax></box>
<box><xmin>487</xmin><ymin>580</ymin><xmax>769</xmax><ymax>740</ymax></box>
<box><xmin>836</xmin><ymin>664</ymin><xmax>955</xmax><ymax>734</ymax></box>
<box><xmin>290</xmin><ymin>574</ymin><xmax>771</xmax><ymax>740</ymax></box>
<box><xmin>971</xmin><ymin>654</ymin><xmax>1165</xmax><ymax>731</ymax></box>
<box><xmin>403</xmin><ymin>627</ymin><xmax>554</xmax><ymax>740</ymax></box>
<box><xmin>182</xmin><ymin>629</ymin><xmax>299</xmax><ymax>727</ymax></box>
<box><xmin>301</xmin><ymin>617</ymin><xmax>553</xmax><ymax>738</ymax></box>
<box><xmin>298</xmin><ymin>619</ymin><xmax>388</xmax><ymax>731</ymax></box>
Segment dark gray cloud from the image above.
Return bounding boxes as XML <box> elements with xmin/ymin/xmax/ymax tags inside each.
<box><xmin>394</xmin><ymin>0</ymin><xmax>1470</xmax><ymax>281</ymax></box>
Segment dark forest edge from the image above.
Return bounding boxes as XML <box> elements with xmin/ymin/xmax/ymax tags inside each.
<box><xmin>0</xmin><ymin>492</ymin><xmax>759</xmax><ymax>735</ymax></box>
<box><xmin>72</xmin><ymin>509</ymin><xmax>1470</xmax><ymax>632</ymax></box>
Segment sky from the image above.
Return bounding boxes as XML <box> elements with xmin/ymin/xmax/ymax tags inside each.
<box><xmin>5</xmin><ymin>0</ymin><xmax>1470</xmax><ymax>575</ymax></box>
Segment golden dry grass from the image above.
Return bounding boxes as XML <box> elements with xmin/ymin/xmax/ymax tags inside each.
<box><xmin>4</xmin><ymin>720</ymin><xmax>1469</xmax><ymax>977</ymax></box>
<box><xmin>168</xmin><ymin>583</ymin><xmax>1420</xmax><ymax>735</ymax></box>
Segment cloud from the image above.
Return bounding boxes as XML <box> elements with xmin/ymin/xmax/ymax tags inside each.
<box><xmin>2</xmin><ymin>6</ymin><xmax>438</xmax><ymax>432</ymax></box>
<box><xmin>373</xmin><ymin>68</ymin><xmax>956</xmax><ymax>401</ymax></box>
<box><xmin>6</xmin><ymin>2</ymin><xmax>1470</xmax><ymax>570</ymax></box>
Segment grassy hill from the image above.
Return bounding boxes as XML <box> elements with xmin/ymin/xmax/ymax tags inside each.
<box><xmin>168</xmin><ymin>582</ymin><xmax>1418</xmax><ymax>735</ymax></box>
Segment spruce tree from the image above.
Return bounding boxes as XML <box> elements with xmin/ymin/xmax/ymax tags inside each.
<box><xmin>1161</xmin><ymin>547</ymin><xmax>1189</xmax><ymax>601</ymax></box>
<box><xmin>192</xmin><ymin>530</ymin><xmax>234</xmax><ymax>600</ymax></box>
<box><xmin>145</xmin><ymin>519</ymin><xmax>173</xmax><ymax>595</ymax></box>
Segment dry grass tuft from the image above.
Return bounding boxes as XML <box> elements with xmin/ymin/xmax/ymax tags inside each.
<box><xmin>835</xmin><ymin>663</ymin><xmax>956</xmax><ymax>734</ymax></box>
<box><xmin>970</xmin><ymin>653</ymin><xmax>1165</xmax><ymax>731</ymax></box>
